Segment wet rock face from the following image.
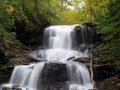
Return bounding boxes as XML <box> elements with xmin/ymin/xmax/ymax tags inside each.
<box><xmin>74</xmin><ymin>24</ymin><xmax>100</xmax><ymax>52</ymax></box>
<box><xmin>74</xmin><ymin>25</ymin><xmax>97</xmax><ymax>44</ymax></box>
<box><xmin>41</xmin><ymin>62</ymin><xmax>69</xmax><ymax>90</ymax></box>
<box><xmin>44</xmin><ymin>62</ymin><xmax>69</xmax><ymax>82</ymax></box>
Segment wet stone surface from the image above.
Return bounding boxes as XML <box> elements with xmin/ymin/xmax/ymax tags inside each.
<box><xmin>2</xmin><ymin>87</ymin><xmax>22</xmax><ymax>90</ymax></box>
<box><xmin>40</xmin><ymin>62</ymin><xmax>69</xmax><ymax>90</ymax></box>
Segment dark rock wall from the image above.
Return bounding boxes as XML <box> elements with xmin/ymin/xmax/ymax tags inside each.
<box><xmin>15</xmin><ymin>19</ymin><xmax>50</xmax><ymax>46</ymax></box>
<box><xmin>40</xmin><ymin>62</ymin><xmax>69</xmax><ymax>90</ymax></box>
<box><xmin>74</xmin><ymin>24</ymin><xmax>98</xmax><ymax>46</ymax></box>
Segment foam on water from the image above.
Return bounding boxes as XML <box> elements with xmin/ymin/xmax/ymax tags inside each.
<box><xmin>30</xmin><ymin>25</ymin><xmax>91</xmax><ymax>61</ymax></box>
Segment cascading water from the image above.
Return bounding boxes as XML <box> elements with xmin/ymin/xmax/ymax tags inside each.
<box><xmin>30</xmin><ymin>25</ymin><xmax>93</xmax><ymax>61</ymax></box>
<box><xmin>1</xmin><ymin>62</ymin><xmax>45</xmax><ymax>90</ymax></box>
<box><xmin>74</xmin><ymin>25</ymin><xmax>96</xmax><ymax>54</ymax></box>
<box><xmin>67</xmin><ymin>62</ymin><xmax>93</xmax><ymax>90</ymax></box>
<box><xmin>1</xmin><ymin>25</ymin><xmax>96</xmax><ymax>90</ymax></box>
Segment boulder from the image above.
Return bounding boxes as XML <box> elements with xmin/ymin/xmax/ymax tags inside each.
<box><xmin>44</xmin><ymin>62</ymin><xmax>68</xmax><ymax>82</ymax></box>
<box><xmin>40</xmin><ymin>62</ymin><xmax>69</xmax><ymax>90</ymax></box>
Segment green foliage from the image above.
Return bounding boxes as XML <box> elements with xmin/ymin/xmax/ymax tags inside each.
<box><xmin>95</xmin><ymin>0</ymin><xmax>120</xmax><ymax>65</ymax></box>
<box><xmin>0</xmin><ymin>1</ymin><xmax>15</xmax><ymax>30</ymax></box>
<box><xmin>0</xmin><ymin>27</ymin><xmax>17</xmax><ymax>43</ymax></box>
<box><xmin>53</xmin><ymin>11</ymin><xmax>82</xmax><ymax>24</ymax></box>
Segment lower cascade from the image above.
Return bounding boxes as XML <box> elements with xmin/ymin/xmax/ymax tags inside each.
<box><xmin>0</xmin><ymin>25</ymin><xmax>96</xmax><ymax>90</ymax></box>
<box><xmin>67</xmin><ymin>62</ymin><xmax>93</xmax><ymax>90</ymax></box>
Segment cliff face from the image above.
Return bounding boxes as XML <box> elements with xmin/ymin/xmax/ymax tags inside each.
<box><xmin>15</xmin><ymin>17</ymin><xmax>50</xmax><ymax>46</ymax></box>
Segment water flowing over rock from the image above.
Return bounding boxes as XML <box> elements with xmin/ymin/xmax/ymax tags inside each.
<box><xmin>29</xmin><ymin>25</ymin><xmax>96</xmax><ymax>61</ymax></box>
<box><xmin>1</xmin><ymin>25</ymin><xmax>96</xmax><ymax>90</ymax></box>
<box><xmin>75</xmin><ymin>25</ymin><xmax>96</xmax><ymax>52</ymax></box>
<box><xmin>1</xmin><ymin>62</ymin><xmax>93</xmax><ymax>90</ymax></box>
<box><xmin>1</xmin><ymin>63</ymin><xmax>45</xmax><ymax>90</ymax></box>
<box><xmin>67</xmin><ymin>62</ymin><xmax>93</xmax><ymax>90</ymax></box>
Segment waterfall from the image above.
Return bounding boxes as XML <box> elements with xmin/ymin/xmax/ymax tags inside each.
<box><xmin>1</xmin><ymin>62</ymin><xmax>45</xmax><ymax>90</ymax></box>
<box><xmin>67</xmin><ymin>62</ymin><xmax>93</xmax><ymax>90</ymax></box>
<box><xmin>1</xmin><ymin>25</ymin><xmax>95</xmax><ymax>90</ymax></box>
<box><xmin>75</xmin><ymin>25</ymin><xmax>96</xmax><ymax>53</ymax></box>
<box><xmin>30</xmin><ymin>25</ymin><xmax>95</xmax><ymax>61</ymax></box>
<box><xmin>43</xmin><ymin>25</ymin><xmax>75</xmax><ymax>49</ymax></box>
<box><xmin>9</xmin><ymin>64</ymin><xmax>34</xmax><ymax>87</ymax></box>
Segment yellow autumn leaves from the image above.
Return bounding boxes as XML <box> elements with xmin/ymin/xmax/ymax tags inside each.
<box><xmin>6</xmin><ymin>5</ymin><xmax>14</xmax><ymax>14</ymax></box>
<box><xmin>57</xmin><ymin>11</ymin><xmax>82</xmax><ymax>25</ymax></box>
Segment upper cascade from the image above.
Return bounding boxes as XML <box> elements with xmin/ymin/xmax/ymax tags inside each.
<box><xmin>43</xmin><ymin>25</ymin><xmax>75</xmax><ymax>49</ymax></box>
<box><xmin>30</xmin><ymin>25</ymin><xmax>96</xmax><ymax>61</ymax></box>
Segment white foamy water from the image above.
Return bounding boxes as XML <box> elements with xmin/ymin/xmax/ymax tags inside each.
<box><xmin>1</xmin><ymin>62</ymin><xmax>45</xmax><ymax>90</ymax></box>
<box><xmin>30</xmin><ymin>25</ymin><xmax>89</xmax><ymax>61</ymax></box>
<box><xmin>67</xmin><ymin>62</ymin><xmax>93</xmax><ymax>90</ymax></box>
